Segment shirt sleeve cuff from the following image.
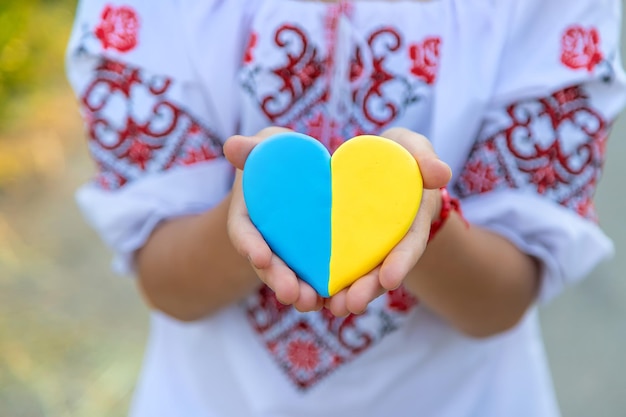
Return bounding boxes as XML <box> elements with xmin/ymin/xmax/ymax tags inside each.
<box><xmin>75</xmin><ymin>159</ymin><xmax>235</xmax><ymax>276</ymax></box>
<box><xmin>459</xmin><ymin>189</ymin><xmax>614</xmax><ymax>303</ymax></box>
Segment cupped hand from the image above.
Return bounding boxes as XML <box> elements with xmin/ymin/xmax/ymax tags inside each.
<box><xmin>224</xmin><ymin>127</ymin><xmax>451</xmax><ymax>316</ymax></box>
<box><xmin>224</xmin><ymin>127</ymin><xmax>325</xmax><ymax>313</ymax></box>
<box><xmin>325</xmin><ymin>127</ymin><xmax>451</xmax><ymax>316</ymax></box>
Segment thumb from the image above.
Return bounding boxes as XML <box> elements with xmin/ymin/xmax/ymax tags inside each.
<box><xmin>223</xmin><ymin>135</ymin><xmax>261</xmax><ymax>170</ymax></box>
<box><xmin>224</xmin><ymin>127</ymin><xmax>293</xmax><ymax>170</ymax></box>
<box><xmin>380</xmin><ymin>127</ymin><xmax>452</xmax><ymax>189</ymax></box>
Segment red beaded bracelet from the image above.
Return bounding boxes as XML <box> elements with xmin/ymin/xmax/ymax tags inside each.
<box><xmin>428</xmin><ymin>187</ymin><xmax>465</xmax><ymax>242</ymax></box>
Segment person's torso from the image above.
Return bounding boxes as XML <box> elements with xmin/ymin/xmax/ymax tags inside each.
<box><xmin>128</xmin><ymin>2</ymin><xmax>559</xmax><ymax>416</ymax></box>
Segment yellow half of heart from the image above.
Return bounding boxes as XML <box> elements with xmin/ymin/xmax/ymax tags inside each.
<box><xmin>328</xmin><ymin>135</ymin><xmax>424</xmax><ymax>296</ymax></box>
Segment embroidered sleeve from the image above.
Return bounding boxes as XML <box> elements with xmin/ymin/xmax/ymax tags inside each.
<box><xmin>454</xmin><ymin>0</ymin><xmax>626</xmax><ymax>303</ymax></box>
<box><xmin>80</xmin><ymin>57</ymin><xmax>223</xmax><ymax>190</ymax></box>
<box><xmin>65</xmin><ymin>0</ymin><xmax>238</xmax><ymax>275</ymax></box>
<box><xmin>455</xmin><ymin>85</ymin><xmax>608</xmax><ymax>222</ymax></box>
<box><xmin>68</xmin><ymin>3</ymin><xmax>224</xmax><ymax>190</ymax></box>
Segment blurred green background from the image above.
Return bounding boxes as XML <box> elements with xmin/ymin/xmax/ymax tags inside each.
<box><xmin>0</xmin><ymin>1</ymin><xmax>149</xmax><ymax>416</ymax></box>
<box><xmin>0</xmin><ymin>1</ymin><xmax>625</xmax><ymax>417</ymax></box>
<box><xmin>0</xmin><ymin>0</ymin><xmax>71</xmax><ymax>121</ymax></box>
<box><xmin>0</xmin><ymin>0</ymin><xmax>80</xmax><ymax>185</ymax></box>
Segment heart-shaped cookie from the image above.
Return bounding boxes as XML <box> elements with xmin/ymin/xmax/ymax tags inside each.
<box><xmin>243</xmin><ymin>132</ymin><xmax>423</xmax><ymax>297</ymax></box>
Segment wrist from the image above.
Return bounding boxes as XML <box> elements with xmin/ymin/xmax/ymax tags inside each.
<box><xmin>428</xmin><ymin>187</ymin><xmax>465</xmax><ymax>242</ymax></box>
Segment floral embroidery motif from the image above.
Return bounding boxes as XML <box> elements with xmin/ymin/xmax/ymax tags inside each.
<box><xmin>361</xmin><ymin>28</ymin><xmax>403</xmax><ymax>128</ymax></box>
<box><xmin>80</xmin><ymin>58</ymin><xmax>223</xmax><ymax>190</ymax></box>
<box><xmin>95</xmin><ymin>5</ymin><xmax>140</xmax><ymax>53</ymax></box>
<box><xmin>455</xmin><ymin>85</ymin><xmax>608</xmax><ymax>221</ymax></box>
<box><xmin>245</xmin><ymin>286</ymin><xmax>417</xmax><ymax>390</ymax></box>
<box><xmin>241</xmin><ymin>20</ymin><xmax>433</xmax><ymax>390</ymax></box>
<box><xmin>286</xmin><ymin>337</ymin><xmax>322</xmax><ymax>371</ymax></box>
<box><xmin>409</xmin><ymin>36</ymin><xmax>442</xmax><ymax>85</ymax></box>
<box><xmin>241</xmin><ymin>23</ymin><xmax>438</xmax><ymax>151</ymax></box>
<box><xmin>260</xmin><ymin>24</ymin><xmax>326</xmax><ymax>121</ymax></box>
<box><xmin>560</xmin><ymin>25</ymin><xmax>603</xmax><ymax>72</ymax></box>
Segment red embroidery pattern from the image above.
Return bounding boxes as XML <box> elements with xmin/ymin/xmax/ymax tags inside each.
<box><xmin>455</xmin><ymin>85</ymin><xmax>608</xmax><ymax>221</ymax></box>
<box><xmin>323</xmin><ymin>1</ymin><xmax>354</xmax><ymax>72</ymax></box>
<box><xmin>243</xmin><ymin>32</ymin><xmax>258</xmax><ymax>65</ymax></box>
<box><xmin>242</xmin><ymin>23</ymin><xmax>437</xmax><ymax>151</ymax></box>
<box><xmin>241</xmin><ymin>20</ymin><xmax>435</xmax><ymax>390</ymax></box>
<box><xmin>362</xmin><ymin>27</ymin><xmax>402</xmax><ymax>128</ymax></box>
<box><xmin>261</xmin><ymin>25</ymin><xmax>326</xmax><ymax>121</ymax></box>
<box><xmin>300</xmin><ymin>111</ymin><xmax>346</xmax><ymax>154</ymax></box>
<box><xmin>409</xmin><ymin>36</ymin><xmax>442</xmax><ymax>85</ymax></box>
<box><xmin>245</xmin><ymin>287</ymin><xmax>417</xmax><ymax>390</ymax></box>
<box><xmin>81</xmin><ymin>58</ymin><xmax>222</xmax><ymax>189</ymax></box>
<box><xmin>286</xmin><ymin>336</ymin><xmax>322</xmax><ymax>371</ymax></box>
<box><xmin>387</xmin><ymin>285</ymin><xmax>418</xmax><ymax>313</ymax></box>
<box><xmin>95</xmin><ymin>5</ymin><xmax>140</xmax><ymax>53</ymax></box>
<box><xmin>561</xmin><ymin>25</ymin><xmax>603</xmax><ymax>72</ymax></box>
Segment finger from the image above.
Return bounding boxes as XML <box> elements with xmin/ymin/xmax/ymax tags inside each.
<box><xmin>227</xmin><ymin>172</ymin><xmax>272</xmax><ymax>269</ymax></box>
<box><xmin>378</xmin><ymin>226</ymin><xmax>424</xmax><ymax>290</ymax></box>
<box><xmin>223</xmin><ymin>127</ymin><xmax>293</xmax><ymax>170</ymax></box>
<box><xmin>254</xmin><ymin>255</ymin><xmax>300</xmax><ymax>305</ymax></box>
<box><xmin>378</xmin><ymin>195</ymin><xmax>432</xmax><ymax>289</ymax></box>
<box><xmin>325</xmin><ymin>290</ymin><xmax>350</xmax><ymax>317</ymax></box>
<box><xmin>380</xmin><ymin>127</ymin><xmax>451</xmax><ymax>189</ymax></box>
<box><xmin>223</xmin><ymin>135</ymin><xmax>262</xmax><ymax>170</ymax></box>
<box><xmin>418</xmin><ymin>158</ymin><xmax>452</xmax><ymax>190</ymax></box>
<box><xmin>232</xmin><ymin>181</ymin><xmax>299</xmax><ymax>305</ymax></box>
<box><xmin>345</xmin><ymin>268</ymin><xmax>386</xmax><ymax>314</ymax></box>
<box><xmin>294</xmin><ymin>281</ymin><xmax>324</xmax><ymax>312</ymax></box>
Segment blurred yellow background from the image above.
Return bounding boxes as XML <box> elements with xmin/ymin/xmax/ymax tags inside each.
<box><xmin>0</xmin><ymin>1</ymin><xmax>625</xmax><ymax>416</ymax></box>
<box><xmin>0</xmin><ymin>1</ymin><xmax>148</xmax><ymax>416</ymax></box>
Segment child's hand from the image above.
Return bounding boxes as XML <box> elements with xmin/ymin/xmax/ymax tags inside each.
<box><xmin>324</xmin><ymin>127</ymin><xmax>451</xmax><ymax>316</ymax></box>
<box><xmin>225</xmin><ymin>127</ymin><xmax>325</xmax><ymax>312</ymax></box>
<box><xmin>224</xmin><ymin>127</ymin><xmax>451</xmax><ymax>316</ymax></box>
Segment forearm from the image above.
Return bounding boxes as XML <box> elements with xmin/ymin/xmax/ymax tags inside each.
<box><xmin>406</xmin><ymin>211</ymin><xmax>540</xmax><ymax>338</ymax></box>
<box><xmin>136</xmin><ymin>194</ymin><xmax>260</xmax><ymax>321</ymax></box>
